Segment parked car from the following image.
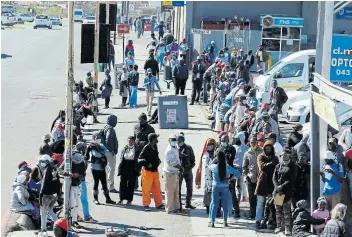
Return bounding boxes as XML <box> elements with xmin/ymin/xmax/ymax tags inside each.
<box><xmin>33</xmin><ymin>14</ymin><xmax>52</xmax><ymax>29</ymax></box>
<box><xmin>16</xmin><ymin>13</ymin><xmax>34</xmax><ymax>22</ymax></box>
<box><xmin>82</xmin><ymin>15</ymin><xmax>95</xmax><ymax>24</ymax></box>
<box><xmin>1</xmin><ymin>12</ymin><xmax>16</xmax><ymax>26</ymax></box>
<box><xmin>286</xmin><ymin>98</ymin><xmax>311</xmax><ymax>124</ymax></box>
<box><xmin>49</xmin><ymin>15</ymin><xmax>62</xmax><ymax>26</ymax></box>
<box><xmin>279</xmin><ymin>83</ymin><xmax>311</xmax><ymax>121</ymax></box>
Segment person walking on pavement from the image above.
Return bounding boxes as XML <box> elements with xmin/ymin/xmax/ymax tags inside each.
<box><xmin>129</xmin><ymin>17</ymin><xmax>133</xmax><ymax>30</ymax></box>
<box><xmin>100</xmin><ymin>69</ymin><xmax>113</xmax><ymax>109</ymax></box>
<box><xmin>243</xmin><ymin>136</ymin><xmax>262</xmax><ymax>220</ymax></box>
<box><xmin>108</xmin><ymin>40</ymin><xmax>115</xmax><ymax>71</ymax></box>
<box><xmin>101</xmin><ymin>115</ymin><xmax>119</xmax><ymax>193</ymax></box>
<box><xmin>272</xmin><ymin>151</ymin><xmax>297</xmax><ymax>235</ymax></box>
<box><xmin>256</xmin><ymin>45</ymin><xmax>269</xmax><ymax>73</ymax></box>
<box><xmin>39</xmin><ymin>134</ymin><xmax>53</xmax><ymax>156</ymax></box>
<box><xmin>177</xmin><ymin>133</ymin><xmax>196</xmax><ymax>209</ymax></box>
<box><xmin>208</xmin><ymin>151</ymin><xmax>241</xmax><ymax>228</ymax></box>
<box><xmin>150</xmin><ymin>16</ymin><xmax>156</xmax><ymax>35</ymax></box>
<box><xmin>88</xmin><ymin>142</ymin><xmax>116</xmax><ymax>205</ymax></box>
<box><xmin>255</xmin><ymin>140</ymin><xmax>279</xmax><ymax>229</ymax></box>
<box><xmin>190</xmin><ymin>56</ymin><xmax>206</xmax><ymax>105</ymax></box>
<box><xmin>173</xmin><ymin>58</ymin><xmax>189</xmax><ymax>95</ymax></box>
<box><xmin>157</xmin><ymin>21</ymin><xmax>165</xmax><ymax>40</ymax></box>
<box><xmin>119</xmin><ymin>66</ymin><xmax>130</xmax><ymax>107</ymax></box>
<box><xmin>164</xmin><ymin>134</ymin><xmax>183</xmax><ymax>213</ymax></box>
<box><xmin>156</xmin><ymin>39</ymin><xmax>167</xmax><ymax>71</ymax></box>
<box><xmin>144</xmin><ymin>52</ymin><xmax>160</xmax><ymax>79</ymax></box>
<box><xmin>129</xmin><ymin>65</ymin><xmax>139</xmax><ymax>108</ymax></box>
<box><xmin>125</xmin><ymin>40</ymin><xmax>135</xmax><ymax>58</ymax></box>
<box><xmin>269</xmin><ymin>79</ymin><xmax>288</xmax><ymax>123</ymax></box>
<box><xmin>136</xmin><ymin>17</ymin><xmax>143</xmax><ymax>38</ymax></box>
<box><xmin>118</xmin><ymin>136</ymin><xmax>140</xmax><ymax>205</ymax></box>
<box><xmin>143</xmin><ymin>68</ymin><xmax>162</xmax><ymax>116</ymax></box>
<box><xmin>138</xmin><ymin>133</ymin><xmax>164</xmax><ymax>211</ymax></box>
<box><xmin>39</xmin><ymin>155</ymin><xmax>60</xmax><ymax>236</ymax></box>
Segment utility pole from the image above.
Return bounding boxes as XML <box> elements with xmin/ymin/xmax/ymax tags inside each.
<box><xmin>64</xmin><ymin>0</ymin><xmax>74</xmax><ymax>223</ymax></box>
<box><xmin>93</xmin><ymin>1</ymin><xmax>100</xmax><ymax>115</ymax></box>
<box><xmin>126</xmin><ymin>1</ymin><xmax>129</xmax><ymax>19</ymax></box>
<box><xmin>106</xmin><ymin>1</ymin><xmax>109</xmax><ymax>70</ymax></box>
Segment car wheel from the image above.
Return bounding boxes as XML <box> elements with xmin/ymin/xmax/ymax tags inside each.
<box><xmin>1</xmin><ymin>21</ymin><xmax>3</xmax><ymax>25</ymax></box>
<box><xmin>18</xmin><ymin>18</ymin><xmax>22</xmax><ymax>22</ymax></box>
<box><xmin>33</xmin><ymin>26</ymin><xmax>37</xmax><ymax>29</ymax></box>
<box><xmin>305</xmin><ymin>113</ymin><xmax>310</xmax><ymax>123</ymax></box>
<box><xmin>59</xmin><ymin>24</ymin><xmax>62</xmax><ymax>26</ymax></box>
<box><xmin>48</xmin><ymin>26</ymin><xmax>52</xmax><ymax>29</ymax></box>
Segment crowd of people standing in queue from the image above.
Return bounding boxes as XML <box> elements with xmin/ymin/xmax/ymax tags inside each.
<box><xmin>8</xmin><ymin>16</ymin><xmax>352</xmax><ymax>237</ymax></box>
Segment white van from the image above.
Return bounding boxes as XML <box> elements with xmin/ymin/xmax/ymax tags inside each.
<box><xmin>74</xmin><ymin>9</ymin><xmax>83</xmax><ymax>22</ymax></box>
<box><xmin>255</xmin><ymin>49</ymin><xmax>316</xmax><ymax>104</ymax></box>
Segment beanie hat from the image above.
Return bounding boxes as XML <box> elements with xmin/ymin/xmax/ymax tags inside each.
<box><xmin>296</xmin><ymin>200</ymin><xmax>308</xmax><ymax>209</ymax></box>
<box><xmin>54</xmin><ymin>218</ymin><xmax>69</xmax><ymax>231</ymax></box>
<box><xmin>72</xmin><ymin>153</ymin><xmax>83</xmax><ymax>164</ymax></box>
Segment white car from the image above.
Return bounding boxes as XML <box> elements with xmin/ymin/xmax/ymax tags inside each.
<box><xmin>1</xmin><ymin>12</ymin><xmax>16</xmax><ymax>26</ymax></box>
<box><xmin>16</xmin><ymin>13</ymin><xmax>34</xmax><ymax>22</ymax></box>
<box><xmin>33</xmin><ymin>14</ymin><xmax>52</xmax><ymax>29</ymax></box>
<box><xmin>286</xmin><ymin>98</ymin><xmax>311</xmax><ymax>124</ymax></box>
<box><xmin>280</xmin><ymin>84</ymin><xmax>311</xmax><ymax>121</ymax></box>
<box><xmin>49</xmin><ymin>15</ymin><xmax>62</xmax><ymax>26</ymax></box>
<box><xmin>83</xmin><ymin>16</ymin><xmax>95</xmax><ymax>24</ymax></box>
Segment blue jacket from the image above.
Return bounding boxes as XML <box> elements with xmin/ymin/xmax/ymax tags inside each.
<box><xmin>209</xmin><ymin>163</ymin><xmax>240</xmax><ymax>187</ymax></box>
<box><xmin>143</xmin><ymin>76</ymin><xmax>161</xmax><ymax>93</ymax></box>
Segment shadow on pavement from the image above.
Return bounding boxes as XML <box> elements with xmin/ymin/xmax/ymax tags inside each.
<box><xmin>96</xmin><ymin>221</ymin><xmax>163</xmax><ymax>236</ymax></box>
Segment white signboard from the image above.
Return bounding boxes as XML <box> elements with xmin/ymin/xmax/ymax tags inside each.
<box><xmin>166</xmin><ymin>109</ymin><xmax>177</xmax><ymax>123</ymax></box>
<box><xmin>191</xmin><ymin>29</ymin><xmax>211</xmax><ymax>35</ymax></box>
<box><xmin>163</xmin><ymin>101</ymin><xmax>178</xmax><ymax>105</ymax></box>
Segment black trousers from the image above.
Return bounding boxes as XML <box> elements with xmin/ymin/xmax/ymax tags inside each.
<box><xmin>247</xmin><ymin>180</ymin><xmax>257</xmax><ymax>218</ymax></box>
<box><xmin>229</xmin><ymin>179</ymin><xmax>240</xmax><ymax>213</ymax></box>
<box><xmin>179</xmin><ymin>170</ymin><xmax>193</xmax><ymax>206</ymax></box>
<box><xmin>263</xmin><ymin>196</ymin><xmax>276</xmax><ymax>224</ymax></box>
<box><xmin>158</xmin><ymin>32</ymin><xmax>164</xmax><ymax>40</ymax></box>
<box><xmin>92</xmin><ymin>169</ymin><xmax>108</xmax><ymax>192</ymax></box>
<box><xmin>119</xmin><ymin>173</ymin><xmax>137</xmax><ymax>202</ymax></box>
<box><xmin>191</xmin><ymin>79</ymin><xmax>202</xmax><ymax>103</ymax></box>
<box><xmin>105</xmin><ymin>97</ymin><xmax>110</xmax><ymax>107</ymax></box>
<box><xmin>175</xmin><ymin>80</ymin><xmax>186</xmax><ymax>95</ymax></box>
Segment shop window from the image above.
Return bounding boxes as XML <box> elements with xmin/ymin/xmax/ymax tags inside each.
<box><xmin>262</xmin><ymin>27</ymin><xmax>281</xmax><ymax>39</ymax></box>
<box><xmin>276</xmin><ymin>63</ymin><xmax>304</xmax><ymax>78</ymax></box>
<box><xmin>282</xmin><ymin>27</ymin><xmax>301</xmax><ymax>39</ymax></box>
<box><xmin>281</xmin><ymin>40</ymin><xmax>300</xmax><ymax>52</ymax></box>
<box><xmin>262</xmin><ymin>39</ymin><xmax>280</xmax><ymax>51</ymax></box>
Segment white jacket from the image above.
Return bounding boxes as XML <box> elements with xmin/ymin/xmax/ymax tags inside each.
<box><xmin>338</xmin><ymin>128</ymin><xmax>352</xmax><ymax>150</ymax></box>
<box><xmin>163</xmin><ymin>145</ymin><xmax>181</xmax><ymax>174</ymax></box>
<box><xmin>234</xmin><ymin>104</ymin><xmax>246</xmax><ymax>127</ymax></box>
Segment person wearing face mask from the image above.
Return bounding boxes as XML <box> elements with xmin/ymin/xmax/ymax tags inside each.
<box><xmin>51</xmin><ymin>110</ymin><xmax>65</xmax><ymax>142</ymax></box>
<box><xmin>163</xmin><ymin>134</ymin><xmax>183</xmax><ymax>213</ymax></box>
<box><xmin>134</xmin><ymin>113</ymin><xmax>155</xmax><ymax>151</ymax></box>
<box><xmin>327</xmin><ymin>138</ymin><xmax>345</xmax><ymax>167</ymax></box>
<box><xmin>124</xmin><ymin>51</ymin><xmax>135</xmax><ymax>67</ymax></box>
<box><xmin>252</xmin><ymin>111</ymin><xmax>279</xmax><ymax>139</ymax></box>
<box><xmin>269</xmin><ymin>79</ymin><xmax>288</xmax><ymax>123</ymax></box>
<box><xmin>255</xmin><ymin>140</ymin><xmax>279</xmax><ymax>229</ymax></box>
<box><xmin>272</xmin><ymin>150</ymin><xmax>297</xmax><ymax>235</ymax></box>
<box><xmin>138</xmin><ymin>133</ymin><xmax>164</xmax><ymax>211</ymax></box>
<box><xmin>217</xmin><ymin>50</ymin><xmax>227</xmax><ymax>64</ymax></box>
<box><xmin>320</xmin><ymin>151</ymin><xmax>344</xmax><ymax>210</ymax></box>
<box><xmin>195</xmin><ymin>138</ymin><xmax>217</xmax><ymax>214</ymax></box>
<box><xmin>169</xmin><ymin>53</ymin><xmax>179</xmax><ymax>70</ymax></box>
<box><xmin>39</xmin><ymin>155</ymin><xmax>60</xmax><ymax>235</ymax></box>
<box><xmin>338</xmin><ymin>124</ymin><xmax>352</xmax><ymax>151</ymax></box>
<box><xmin>243</xmin><ymin>137</ymin><xmax>262</xmax><ymax>220</ymax></box>
<box><xmin>292</xmin><ymin>153</ymin><xmax>310</xmax><ymax>208</ymax></box>
<box><xmin>312</xmin><ymin>197</ymin><xmax>330</xmax><ymax>234</ymax></box>
<box><xmin>287</xmin><ymin>124</ymin><xmax>303</xmax><ymax>150</ymax></box>
<box><xmin>143</xmin><ymin>68</ymin><xmax>162</xmax><ymax>116</ymax></box>
<box><xmin>204</xmin><ymin>41</ymin><xmax>217</xmax><ymax>64</ymax></box>
<box><xmin>173</xmin><ymin>58</ymin><xmax>189</xmax><ymax>95</ymax></box>
<box><xmin>231</xmin><ymin>133</ymin><xmax>249</xmax><ymax>218</ymax></box>
<box><xmin>292</xmin><ymin>199</ymin><xmax>327</xmax><ymax>237</ymax></box>
<box><xmin>236</xmin><ymin>49</ymin><xmax>247</xmax><ymax>64</ymax></box>
<box><xmin>266</xmin><ymin>133</ymin><xmax>283</xmax><ymax>161</ymax></box>
<box><xmin>190</xmin><ymin>56</ymin><xmax>206</xmax><ymax>105</ymax></box>
<box><xmin>119</xmin><ymin>65</ymin><xmax>130</xmax><ymax>106</ymax></box>
<box><xmin>118</xmin><ymin>136</ymin><xmax>140</xmax><ymax>205</ymax></box>
<box><xmin>176</xmin><ymin>133</ymin><xmax>196</xmax><ymax>209</ymax></box>
<box><xmin>291</xmin><ymin>134</ymin><xmax>311</xmax><ymax>163</ymax></box>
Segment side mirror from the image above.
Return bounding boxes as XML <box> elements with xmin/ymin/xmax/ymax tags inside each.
<box><xmin>275</xmin><ymin>71</ymin><xmax>281</xmax><ymax>78</ymax></box>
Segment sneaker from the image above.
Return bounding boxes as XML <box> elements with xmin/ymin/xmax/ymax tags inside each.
<box><xmin>109</xmin><ymin>188</ymin><xmax>118</xmax><ymax>193</ymax></box>
<box><xmin>285</xmin><ymin>230</ymin><xmax>292</xmax><ymax>236</ymax></box>
<box><xmin>94</xmin><ymin>199</ymin><xmax>100</xmax><ymax>205</ymax></box>
<box><xmin>126</xmin><ymin>201</ymin><xmax>132</xmax><ymax>206</ymax></box>
<box><xmin>144</xmin><ymin>206</ymin><xmax>151</xmax><ymax>211</ymax></box>
<box><xmin>255</xmin><ymin>221</ymin><xmax>261</xmax><ymax>229</ymax></box>
<box><xmin>234</xmin><ymin>212</ymin><xmax>240</xmax><ymax>218</ymax></box>
<box><xmin>189</xmin><ymin>102</ymin><xmax>194</xmax><ymax>105</ymax></box>
<box><xmin>223</xmin><ymin>222</ymin><xmax>229</xmax><ymax>227</ymax></box>
<box><xmin>156</xmin><ymin>204</ymin><xmax>165</xmax><ymax>209</ymax></box>
<box><xmin>185</xmin><ymin>203</ymin><xmax>196</xmax><ymax>209</ymax></box>
<box><xmin>117</xmin><ymin>200</ymin><xmax>123</xmax><ymax>205</ymax></box>
<box><xmin>208</xmin><ymin>222</ymin><xmax>215</xmax><ymax>228</ymax></box>
<box><xmin>106</xmin><ymin>199</ymin><xmax>117</xmax><ymax>205</ymax></box>
<box><xmin>77</xmin><ymin>216</ymin><xmax>83</xmax><ymax>222</ymax></box>
<box><xmin>274</xmin><ymin>227</ymin><xmax>282</xmax><ymax>234</ymax></box>
<box><xmin>72</xmin><ymin>222</ymin><xmax>81</xmax><ymax>228</ymax></box>
<box><xmin>84</xmin><ymin>216</ymin><xmax>97</xmax><ymax>223</ymax></box>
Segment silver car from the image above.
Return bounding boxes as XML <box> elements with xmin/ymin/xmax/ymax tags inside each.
<box><xmin>49</xmin><ymin>15</ymin><xmax>62</xmax><ymax>26</ymax></box>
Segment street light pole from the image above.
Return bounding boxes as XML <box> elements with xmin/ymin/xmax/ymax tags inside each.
<box><xmin>64</xmin><ymin>0</ymin><xmax>74</xmax><ymax>223</ymax></box>
<box><xmin>93</xmin><ymin>1</ymin><xmax>100</xmax><ymax>115</ymax></box>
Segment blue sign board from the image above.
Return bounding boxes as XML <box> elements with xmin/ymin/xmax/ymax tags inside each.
<box><xmin>260</xmin><ymin>16</ymin><xmax>304</xmax><ymax>27</ymax></box>
<box><xmin>336</xmin><ymin>7</ymin><xmax>352</xmax><ymax>19</ymax></box>
<box><xmin>172</xmin><ymin>1</ymin><xmax>184</xmax><ymax>7</ymax></box>
<box><xmin>330</xmin><ymin>35</ymin><xmax>352</xmax><ymax>82</ymax></box>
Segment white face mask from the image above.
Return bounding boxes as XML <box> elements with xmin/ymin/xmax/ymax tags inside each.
<box><xmin>170</xmin><ymin>141</ymin><xmax>177</xmax><ymax>147</ymax></box>
<box><xmin>297</xmin><ymin>130</ymin><xmax>303</xmax><ymax>135</ymax></box>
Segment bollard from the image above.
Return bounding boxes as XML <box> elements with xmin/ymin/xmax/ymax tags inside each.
<box><xmin>202</xmin><ymin>78</ymin><xmax>207</xmax><ymax>104</ymax></box>
<box><xmin>268</xmin><ymin>55</ymin><xmax>273</xmax><ymax>70</ymax></box>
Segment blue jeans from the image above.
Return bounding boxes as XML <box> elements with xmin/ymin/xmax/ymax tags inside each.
<box><xmin>228</xmin><ymin>191</ymin><xmax>233</xmax><ymax>218</ymax></box>
<box><xmin>210</xmin><ymin>185</ymin><xmax>229</xmax><ymax>223</ymax></box>
<box><xmin>158</xmin><ymin>53</ymin><xmax>165</xmax><ymax>70</ymax></box>
<box><xmin>80</xmin><ymin>181</ymin><xmax>90</xmax><ymax>219</ymax></box>
<box><xmin>109</xmin><ymin>55</ymin><xmax>115</xmax><ymax>71</ymax></box>
<box><xmin>129</xmin><ymin>86</ymin><xmax>138</xmax><ymax>108</ymax></box>
<box><xmin>256</xmin><ymin>195</ymin><xmax>266</xmax><ymax>222</ymax></box>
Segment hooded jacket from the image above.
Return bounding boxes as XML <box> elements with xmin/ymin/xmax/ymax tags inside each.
<box><xmin>40</xmin><ymin>162</ymin><xmax>61</xmax><ymax>200</ymax></box>
<box><xmin>233</xmin><ymin>132</ymin><xmax>249</xmax><ymax>169</ymax></box>
<box><xmin>320</xmin><ymin>219</ymin><xmax>346</xmax><ymax>237</ymax></box>
<box><xmin>291</xmin><ymin>134</ymin><xmax>310</xmax><ymax>162</ymax></box>
<box><xmin>287</xmin><ymin>130</ymin><xmax>303</xmax><ymax>149</ymax></box>
<box><xmin>134</xmin><ymin>123</ymin><xmax>155</xmax><ymax>148</ymax></box>
<box><xmin>255</xmin><ymin>141</ymin><xmax>279</xmax><ymax>196</ymax></box>
<box><xmin>243</xmin><ymin>145</ymin><xmax>262</xmax><ymax>184</ymax></box>
<box><xmin>273</xmin><ymin>160</ymin><xmax>297</xmax><ymax>202</ymax></box>
<box><xmin>11</xmin><ymin>181</ymin><xmax>34</xmax><ymax>212</ymax></box>
<box><xmin>103</xmin><ymin>115</ymin><xmax>119</xmax><ymax>154</ymax></box>
<box><xmin>292</xmin><ymin>208</ymin><xmax>325</xmax><ymax>237</ymax></box>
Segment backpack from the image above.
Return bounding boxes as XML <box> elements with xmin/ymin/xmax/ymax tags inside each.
<box><xmin>89</xmin><ymin>143</ymin><xmax>108</xmax><ymax>168</ymax></box>
<box><xmin>176</xmin><ymin>64</ymin><xmax>188</xmax><ymax>80</ymax></box>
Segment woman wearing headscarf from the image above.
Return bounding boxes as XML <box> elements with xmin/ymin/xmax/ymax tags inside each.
<box><xmin>118</xmin><ymin>136</ymin><xmax>140</xmax><ymax>205</ymax></box>
<box><xmin>321</xmin><ymin>203</ymin><xmax>348</xmax><ymax>237</ymax></box>
<box><xmin>292</xmin><ymin>200</ymin><xmax>327</xmax><ymax>237</ymax></box>
<box><xmin>51</xmin><ymin>110</ymin><xmax>65</xmax><ymax>142</ymax></box>
<box><xmin>195</xmin><ymin>138</ymin><xmax>217</xmax><ymax>214</ymax></box>
<box><xmin>119</xmin><ymin>65</ymin><xmax>130</xmax><ymax>106</ymax></box>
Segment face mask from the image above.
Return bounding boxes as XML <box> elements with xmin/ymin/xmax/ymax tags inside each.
<box><xmin>243</xmin><ymin>100</ymin><xmax>247</xmax><ymax>104</ymax></box>
<box><xmin>297</xmin><ymin>130</ymin><xmax>303</xmax><ymax>135</ymax></box>
<box><xmin>40</xmin><ymin>162</ymin><xmax>47</xmax><ymax>167</ymax></box>
<box><xmin>170</xmin><ymin>141</ymin><xmax>177</xmax><ymax>147</ymax></box>
<box><xmin>220</xmin><ymin>54</ymin><xmax>224</xmax><ymax>57</ymax></box>
<box><xmin>207</xmin><ymin>145</ymin><xmax>214</xmax><ymax>151</ymax></box>
<box><xmin>178</xmin><ymin>142</ymin><xmax>184</xmax><ymax>147</ymax></box>
<box><xmin>172</xmin><ymin>56</ymin><xmax>176</xmax><ymax>60</ymax></box>
<box><xmin>283</xmin><ymin>160</ymin><xmax>290</xmax><ymax>165</ymax></box>
<box><xmin>221</xmin><ymin>142</ymin><xmax>228</xmax><ymax>147</ymax></box>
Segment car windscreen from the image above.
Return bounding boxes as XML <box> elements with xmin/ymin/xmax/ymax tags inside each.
<box><xmin>36</xmin><ymin>15</ymin><xmax>48</xmax><ymax>19</ymax></box>
<box><xmin>85</xmin><ymin>16</ymin><xmax>95</xmax><ymax>20</ymax></box>
<box><xmin>74</xmin><ymin>11</ymin><xmax>83</xmax><ymax>16</ymax></box>
<box><xmin>51</xmin><ymin>15</ymin><xmax>59</xmax><ymax>19</ymax></box>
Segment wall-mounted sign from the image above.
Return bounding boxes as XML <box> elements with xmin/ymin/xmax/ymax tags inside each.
<box><xmin>336</xmin><ymin>7</ymin><xmax>352</xmax><ymax>20</ymax></box>
<box><xmin>312</xmin><ymin>91</ymin><xmax>339</xmax><ymax>130</ymax></box>
<box><xmin>162</xmin><ymin>1</ymin><xmax>184</xmax><ymax>7</ymax></box>
<box><xmin>260</xmin><ymin>16</ymin><xmax>304</xmax><ymax>28</ymax></box>
<box><xmin>191</xmin><ymin>29</ymin><xmax>211</xmax><ymax>34</ymax></box>
<box><xmin>330</xmin><ymin>34</ymin><xmax>352</xmax><ymax>82</ymax></box>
